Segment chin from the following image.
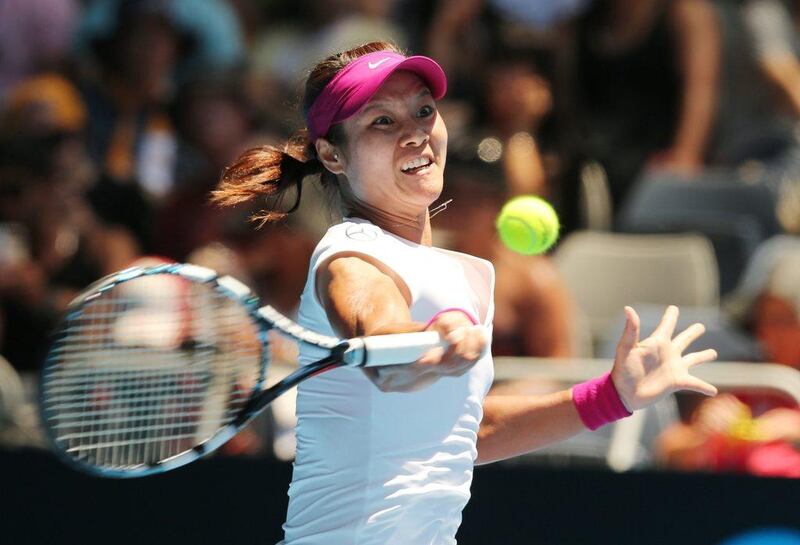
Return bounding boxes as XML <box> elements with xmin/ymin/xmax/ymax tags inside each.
<box><xmin>408</xmin><ymin>173</ymin><xmax>443</xmax><ymax>205</ymax></box>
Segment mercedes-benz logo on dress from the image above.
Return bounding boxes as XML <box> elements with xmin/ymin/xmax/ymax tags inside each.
<box><xmin>346</xmin><ymin>224</ymin><xmax>378</xmax><ymax>241</ymax></box>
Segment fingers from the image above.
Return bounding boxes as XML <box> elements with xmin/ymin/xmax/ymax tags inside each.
<box><xmin>675</xmin><ymin>346</ymin><xmax>718</xmax><ymax>397</ymax></box>
<box><xmin>417</xmin><ymin>325</ymin><xmax>486</xmax><ymax>376</ymax></box>
<box><xmin>416</xmin><ymin>346</ymin><xmax>446</xmax><ymax>367</ymax></box>
<box><xmin>450</xmin><ymin>325</ymin><xmax>487</xmax><ymax>361</ymax></box>
<box><xmin>653</xmin><ymin>305</ymin><xmax>679</xmax><ymax>339</ymax></box>
<box><xmin>618</xmin><ymin>306</ymin><xmax>641</xmax><ymax>351</ymax></box>
<box><xmin>673</xmin><ymin>322</ymin><xmax>706</xmax><ymax>352</ymax></box>
<box><xmin>677</xmin><ymin>374</ymin><xmax>718</xmax><ymax>397</ymax></box>
<box><xmin>683</xmin><ymin>348</ymin><xmax>718</xmax><ymax>367</ymax></box>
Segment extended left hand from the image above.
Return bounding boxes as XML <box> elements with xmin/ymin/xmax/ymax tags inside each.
<box><xmin>611</xmin><ymin>305</ymin><xmax>718</xmax><ymax>412</ymax></box>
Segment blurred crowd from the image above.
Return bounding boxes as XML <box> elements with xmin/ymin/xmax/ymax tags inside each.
<box><xmin>1</xmin><ymin>0</ymin><xmax>800</xmax><ymax>476</ymax></box>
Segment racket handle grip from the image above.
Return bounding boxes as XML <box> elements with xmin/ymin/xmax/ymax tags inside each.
<box><xmin>344</xmin><ymin>328</ymin><xmax>487</xmax><ymax>367</ymax></box>
<box><xmin>342</xmin><ymin>331</ymin><xmax>444</xmax><ymax>367</ymax></box>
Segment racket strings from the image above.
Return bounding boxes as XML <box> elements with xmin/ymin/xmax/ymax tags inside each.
<box><xmin>41</xmin><ymin>275</ymin><xmax>263</xmax><ymax>470</ymax></box>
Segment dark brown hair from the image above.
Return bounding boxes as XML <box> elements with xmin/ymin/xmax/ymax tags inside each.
<box><xmin>211</xmin><ymin>41</ymin><xmax>404</xmax><ymax>224</ymax></box>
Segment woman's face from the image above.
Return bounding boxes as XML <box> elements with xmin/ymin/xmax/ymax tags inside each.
<box><xmin>337</xmin><ymin>71</ymin><xmax>448</xmax><ymax>217</ymax></box>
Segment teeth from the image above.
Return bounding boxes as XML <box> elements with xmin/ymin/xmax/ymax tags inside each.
<box><xmin>401</xmin><ymin>157</ymin><xmax>432</xmax><ymax>172</ymax></box>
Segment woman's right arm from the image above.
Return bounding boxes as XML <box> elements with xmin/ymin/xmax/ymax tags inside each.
<box><xmin>317</xmin><ymin>254</ymin><xmax>487</xmax><ymax>392</ymax></box>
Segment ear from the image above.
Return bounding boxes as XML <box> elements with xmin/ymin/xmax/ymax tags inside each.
<box><xmin>315</xmin><ymin>138</ymin><xmax>345</xmax><ymax>175</ymax></box>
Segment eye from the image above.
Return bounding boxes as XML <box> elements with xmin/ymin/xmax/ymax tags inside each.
<box><xmin>372</xmin><ymin>115</ymin><xmax>393</xmax><ymax>126</ymax></box>
<box><xmin>417</xmin><ymin>104</ymin><xmax>435</xmax><ymax>118</ymax></box>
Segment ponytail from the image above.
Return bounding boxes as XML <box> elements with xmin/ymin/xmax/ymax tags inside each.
<box><xmin>211</xmin><ymin>132</ymin><xmax>328</xmax><ymax>224</ymax></box>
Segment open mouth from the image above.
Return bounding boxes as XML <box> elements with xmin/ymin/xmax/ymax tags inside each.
<box><xmin>401</xmin><ymin>157</ymin><xmax>433</xmax><ymax>174</ymax></box>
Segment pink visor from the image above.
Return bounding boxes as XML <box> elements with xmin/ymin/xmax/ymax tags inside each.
<box><xmin>306</xmin><ymin>51</ymin><xmax>447</xmax><ymax>141</ymax></box>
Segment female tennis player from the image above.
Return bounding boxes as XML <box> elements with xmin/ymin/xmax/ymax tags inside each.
<box><xmin>212</xmin><ymin>41</ymin><xmax>719</xmax><ymax>545</ymax></box>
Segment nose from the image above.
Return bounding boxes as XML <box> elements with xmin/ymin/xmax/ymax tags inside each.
<box><xmin>400</xmin><ymin>122</ymin><xmax>430</xmax><ymax>148</ymax></box>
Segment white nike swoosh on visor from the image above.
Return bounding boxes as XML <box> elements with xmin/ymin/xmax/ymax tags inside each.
<box><xmin>368</xmin><ymin>58</ymin><xmax>390</xmax><ymax>69</ymax></box>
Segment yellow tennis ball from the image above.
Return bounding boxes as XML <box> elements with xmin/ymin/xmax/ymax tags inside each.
<box><xmin>496</xmin><ymin>196</ymin><xmax>560</xmax><ymax>255</ymax></box>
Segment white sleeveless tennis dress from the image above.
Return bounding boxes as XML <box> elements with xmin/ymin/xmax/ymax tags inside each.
<box><xmin>280</xmin><ymin>218</ymin><xmax>495</xmax><ymax>545</ymax></box>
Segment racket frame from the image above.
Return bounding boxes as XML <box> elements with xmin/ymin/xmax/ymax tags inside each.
<box><xmin>41</xmin><ymin>263</ymin><xmax>286</xmax><ymax>477</ymax></box>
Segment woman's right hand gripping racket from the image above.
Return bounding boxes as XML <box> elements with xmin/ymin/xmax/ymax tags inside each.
<box><xmin>39</xmin><ymin>263</ymin><xmax>482</xmax><ymax>477</ymax></box>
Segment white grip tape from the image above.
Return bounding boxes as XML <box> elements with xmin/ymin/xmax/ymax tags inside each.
<box><xmin>359</xmin><ymin>331</ymin><xmax>446</xmax><ymax>367</ymax></box>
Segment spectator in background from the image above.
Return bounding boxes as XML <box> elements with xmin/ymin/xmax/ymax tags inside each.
<box><xmin>655</xmin><ymin>393</ymin><xmax>800</xmax><ymax>478</ymax></box>
<box><xmin>0</xmin><ymin>141</ymin><xmax>62</xmax><ymax>372</ymax></box>
<box><xmin>0</xmin><ymin>139</ymin><xmax>137</xmax><ymax>372</ymax></box>
<box><xmin>743</xmin><ymin>0</ymin><xmax>800</xmax><ymax>117</ymax></box>
<box><xmin>444</xmin><ymin>45</ymin><xmax>582</xmax><ymax>230</ymax></box>
<box><xmin>77</xmin><ymin>0</ymin><xmax>189</xmax><ymax>198</ymax></box>
<box><xmin>752</xmin><ymin>252</ymin><xmax>800</xmax><ymax>370</ymax></box>
<box><xmin>73</xmin><ymin>0</ymin><xmax>244</xmax><ymax>243</ymax></box>
<box><xmin>76</xmin><ymin>0</ymin><xmax>245</xmax><ymax>83</ymax></box>
<box><xmin>3</xmin><ymin>75</ymin><xmax>94</xmax><ymax>192</ymax></box>
<box><xmin>0</xmin><ymin>75</ymin><xmax>141</xmax><ymax>371</ymax></box>
<box><xmin>156</xmin><ymin>70</ymin><xmax>269</xmax><ymax>261</ymax></box>
<box><xmin>708</xmin><ymin>0</ymin><xmax>800</xmax><ymax>234</ymax></box>
<box><xmin>741</xmin><ymin>0</ymin><xmax>800</xmax><ymax>107</ymax></box>
<box><xmin>172</xmin><ymin>71</ymin><xmax>261</xmax><ymax>185</ymax></box>
<box><xmin>423</xmin><ymin>2</ymin><xmax>565</xmax><ymax>191</ymax></box>
<box><xmin>727</xmin><ymin>237</ymin><xmax>800</xmax><ymax>369</ymax></box>
<box><xmin>709</xmin><ymin>0</ymin><xmax>800</xmax><ymax>166</ymax></box>
<box><xmin>249</xmin><ymin>0</ymin><xmax>408</xmax><ymax>97</ymax></box>
<box><xmin>570</xmin><ymin>0</ymin><xmax>720</xmax><ymax>209</ymax></box>
<box><xmin>0</xmin><ymin>0</ymin><xmax>78</xmax><ymax>98</ymax></box>
<box><xmin>73</xmin><ymin>0</ymin><xmax>230</xmax><ymax>252</ymax></box>
<box><xmin>2</xmin><ymin>74</ymin><xmax>141</xmax><ymax>280</ymax></box>
<box><xmin>313</xmin><ymin>0</ymin><xmax>408</xmax><ymax>60</ymax></box>
<box><xmin>425</xmin><ymin>0</ymin><xmax>585</xmax><ymax>98</ymax></box>
<box><xmin>423</xmin><ymin>1</ymin><xmax>586</xmax><ymax>230</ymax></box>
<box><xmin>481</xmin><ymin>51</ymin><xmax>557</xmax><ymax>198</ymax></box>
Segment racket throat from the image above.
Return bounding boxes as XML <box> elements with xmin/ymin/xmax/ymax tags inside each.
<box><xmin>233</xmin><ymin>354</ymin><xmax>341</xmax><ymax>428</ymax></box>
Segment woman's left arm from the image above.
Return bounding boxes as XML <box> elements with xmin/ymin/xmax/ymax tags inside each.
<box><xmin>477</xmin><ymin>305</ymin><xmax>718</xmax><ymax>464</ymax></box>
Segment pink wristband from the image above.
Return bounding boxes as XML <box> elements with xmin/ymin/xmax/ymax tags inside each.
<box><xmin>425</xmin><ymin>307</ymin><xmax>478</xmax><ymax>328</ymax></box>
<box><xmin>572</xmin><ymin>372</ymin><xmax>632</xmax><ymax>431</ymax></box>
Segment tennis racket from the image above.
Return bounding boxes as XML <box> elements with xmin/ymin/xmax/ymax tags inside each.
<box><xmin>39</xmin><ymin>263</ymin><xmax>464</xmax><ymax>477</ymax></box>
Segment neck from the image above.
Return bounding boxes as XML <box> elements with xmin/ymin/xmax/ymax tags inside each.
<box><xmin>344</xmin><ymin>194</ymin><xmax>432</xmax><ymax>246</ymax></box>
